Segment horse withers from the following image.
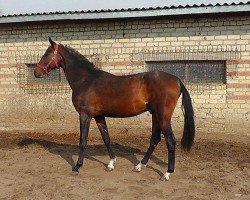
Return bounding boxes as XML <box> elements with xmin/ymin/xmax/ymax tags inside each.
<box><xmin>34</xmin><ymin>37</ymin><xmax>195</xmax><ymax>180</ymax></box>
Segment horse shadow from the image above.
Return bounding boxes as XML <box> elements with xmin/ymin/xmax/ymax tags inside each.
<box><xmin>17</xmin><ymin>138</ymin><xmax>166</xmax><ymax>176</ymax></box>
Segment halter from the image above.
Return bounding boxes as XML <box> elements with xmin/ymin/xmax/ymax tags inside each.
<box><xmin>36</xmin><ymin>44</ymin><xmax>61</xmax><ymax>75</ymax></box>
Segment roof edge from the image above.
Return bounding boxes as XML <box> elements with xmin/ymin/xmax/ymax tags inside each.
<box><xmin>0</xmin><ymin>3</ymin><xmax>249</xmax><ymax>24</ymax></box>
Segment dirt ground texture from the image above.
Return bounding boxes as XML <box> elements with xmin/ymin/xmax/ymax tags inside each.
<box><xmin>0</xmin><ymin>126</ymin><xmax>249</xmax><ymax>200</ymax></box>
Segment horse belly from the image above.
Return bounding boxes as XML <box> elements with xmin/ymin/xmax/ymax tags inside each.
<box><xmin>96</xmin><ymin>76</ymin><xmax>149</xmax><ymax>117</ymax></box>
<box><xmin>104</xmin><ymin>98</ymin><xmax>148</xmax><ymax>118</ymax></box>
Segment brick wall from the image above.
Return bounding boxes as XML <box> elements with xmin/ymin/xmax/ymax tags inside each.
<box><xmin>0</xmin><ymin>14</ymin><xmax>249</xmax><ymax>134</ymax></box>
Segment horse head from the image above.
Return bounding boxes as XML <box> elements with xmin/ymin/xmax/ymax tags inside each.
<box><xmin>34</xmin><ymin>37</ymin><xmax>63</xmax><ymax>78</ymax></box>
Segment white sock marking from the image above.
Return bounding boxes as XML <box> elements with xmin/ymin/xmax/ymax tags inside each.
<box><xmin>107</xmin><ymin>158</ymin><xmax>116</xmax><ymax>170</ymax></box>
<box><xmin>163</xmin><ymin>172</ymin><xmax>170</xmax><ymax>180</ymax></box>
<box><xmin>162</xmin><ymin>170</ymin><xmax>175</xmax><ymax>181</ymax></box>
<box><xmin>135</xmin><ymin>162</ymin><xmax>146</xmax><ymax>172</ymax></box>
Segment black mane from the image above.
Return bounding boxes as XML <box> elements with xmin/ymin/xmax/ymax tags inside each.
<box><xmin>64</xmin><ymin>45</ymin><xmax>95</xmax><ymax>68</ymax></box>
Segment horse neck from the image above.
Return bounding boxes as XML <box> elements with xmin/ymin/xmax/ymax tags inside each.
<box><xmin>61</xmin><ymin>49</ymin><xmax>95</xmax><ymax>90</ymax></box>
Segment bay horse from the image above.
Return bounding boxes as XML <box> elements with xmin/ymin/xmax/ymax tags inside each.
<box><xmin>34</xmin><ymin>37</ymin><xmax>195</xmax><ymax>180</ymax></box>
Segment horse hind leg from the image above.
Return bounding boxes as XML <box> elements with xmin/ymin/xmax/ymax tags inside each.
<box><xmin>95</xmin><ymin>117</ymin><xmax>116</xmax><ymax>171</ymax></box>
<box><xmin>161</xmin><ymin>123</ymin><xmax>176</xmax><ymax>181</ymax></box>
<box><xmin>135</xmin><ymin>114</ymin><xmax>161</xmax><ymax>172</ymax></box>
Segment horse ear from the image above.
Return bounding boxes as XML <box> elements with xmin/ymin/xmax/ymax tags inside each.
<box><xmin>48</xmin><ymin>37</ymin><xmax>56</xmax><ymax>47</ymax></box>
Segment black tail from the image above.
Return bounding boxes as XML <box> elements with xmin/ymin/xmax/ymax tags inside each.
<box><xmin>180</xmin><ymin>81</ymin><xmax>195</xmax><ymax>151</ymax></box>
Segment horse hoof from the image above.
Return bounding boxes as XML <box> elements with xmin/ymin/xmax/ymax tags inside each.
<box><xmin>106</xmin><ymin>166</ymin><xmax>114</xmax><ymax>171</ymax></box>
<box><xmin>72</xmin><ymin>165</ymin><xmax>80</xmax><ymax>173</ymax></box>
<box><xmin>160</xmin><ymin>172</ymin><xmax>171</xmax><ymax>181</ymax></box>
<box><xmin>106</xmin><ymin>158</ymin><xmax>116</xmax><ymax>171</ymax></box>
<box><xmin>134</xmin><ymin>166</ymin><xmax>142</xmax><ymax>172</ymax></box>
<box><xmin>71</xmin><ymin>171</ymin><xmax>79</xmax><ymax>176</ymax></box>
<box><xmin>134</xmin><ymin>163</ymin><xmax>146</xmax><ymax>172</ymax></box>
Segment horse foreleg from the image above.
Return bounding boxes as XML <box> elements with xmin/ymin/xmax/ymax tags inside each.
<box><xmin>72</xmin><ymin>113</ymin><xmax>91</xmax><ymax>173</ymax></box>
<box><xmin>95</xmin><ymin>117</ymin><xmax>116</xmax><ymax>171</ymax></box>
<box><xmin>161</xmin><ymin>124</ymin><xmax>176</xmax><ymax>181</ymax></box>
<box><xmin>135</xmin><ymin>114</ymin><xmax>161</xmax><ymax>172</ymax></box>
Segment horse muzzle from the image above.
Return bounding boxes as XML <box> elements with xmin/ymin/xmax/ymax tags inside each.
<box><xmin>34</xmin><ymin>66</ymin><xmax>45</xmax><ymax>78</ymax></box>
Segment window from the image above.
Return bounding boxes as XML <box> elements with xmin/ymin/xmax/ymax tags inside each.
<box><xmin>18</xmin><ymin>64</ymin><xmax>70</xmax><ymax>94</ymax></box>
<box><xmin>147</xmin><ymin>61</ymin><xmax>226</xmax><ymax>84</ymax></box>
<box><xmin>25</xmin><ymin>64</ymin><xmax>68</xmax><ymax>84</ymax></box>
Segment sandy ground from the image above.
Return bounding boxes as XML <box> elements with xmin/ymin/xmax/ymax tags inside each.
<box><xmin>0</xmin><ymin>127</ymin><xmax>249</xmax><ymax>200</ymax></box>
